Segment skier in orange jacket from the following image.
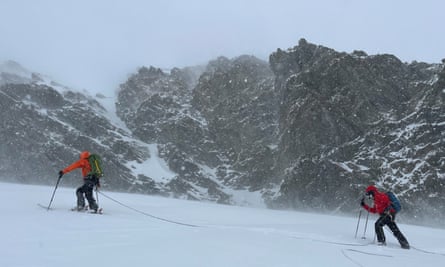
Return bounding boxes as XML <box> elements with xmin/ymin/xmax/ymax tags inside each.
<box><xmin>59</xmin><ymin>151</ymin><xmax>100</xmax><ymax>212</ymax></box>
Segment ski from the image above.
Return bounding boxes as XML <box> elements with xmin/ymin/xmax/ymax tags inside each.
<box><xmin>70</xmin><ymin>206</ymin><xmax>87</xmax><ymax>212</ymax></box>
<box><xmin>71</xmin><ymin>206</ymin><xmax>103</xmax><ymax>214</ymax></box>
<box><xmin>37</xmin><ymin>203</ymin><xmax>53</xmax><ymax>210</ymax></box>
<box><xmin>93</xmin><ymin>208</ymin><xmax>103</xmax><ymax>215</ymax></box>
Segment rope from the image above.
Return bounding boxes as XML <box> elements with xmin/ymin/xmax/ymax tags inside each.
<box><xmin>344</xmin><ymin>249</ymin><xmax>392</xmax><ymax>257</ymax></box>
<box><xmin>97</xmin><ymin>190</ymin><xmax>200</xmax><ymax>228</ymax></box>
<box><xmin>341</xmin><ymin>249</ymin><xmax>364</xmax><ymax>267</ymax></box>
<box><xmin>292</xmin><ymin>236</ymin><xmax>372</xmax><ymax>247</ymax></box>
<box><xmin>411</xmin><ymin>246</ymin><xmax>445</xmax><ymax>256</ymax></box>
<box><xmin>341</xmin><ymin>248</ymin><xmax>392</xmax><ymax>267</ymax></box>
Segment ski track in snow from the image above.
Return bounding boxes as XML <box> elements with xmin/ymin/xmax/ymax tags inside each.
<box><xmin>1</xmin><ymin>182</ymin><xmax>445</xmax><ymax>267</ymax></box>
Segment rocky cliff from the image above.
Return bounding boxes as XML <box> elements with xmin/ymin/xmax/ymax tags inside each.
<box><xmin>270</xmin><ymin>39</ymin><xmax>444</xmax><ymax>224</ymax></box>
<box><xmin>1</xmin><ymin>40</ymin><xmax>444</xmax><ymax>224</ymax></box>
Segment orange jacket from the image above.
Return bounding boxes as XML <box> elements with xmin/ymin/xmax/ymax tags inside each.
<box><xmin>62</xmin><ymin>151</ymin><xmax>92</xmax><ymax>178</ymax></box>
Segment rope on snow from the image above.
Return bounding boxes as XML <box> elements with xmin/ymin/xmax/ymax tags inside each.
<box><xmin>97</xmin><ymin>190</ymin><xmax>201</xmax><ymax>228</ymax></box>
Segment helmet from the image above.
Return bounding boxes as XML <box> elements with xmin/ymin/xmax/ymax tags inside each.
<box><xmin>80</xmin><ymin>151</ymin><xmax>90</xmax><ymax>159</ymax></box>
<box><xmin>365</xmin><ymin>185</ymin><xmax>377</xmax><ymax>196</ymax></box>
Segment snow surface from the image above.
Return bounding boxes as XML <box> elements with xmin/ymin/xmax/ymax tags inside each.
<box><xmin>2</xmin><ymin>182</ymin><xmax>445</xmax><ymax>267</ymax></box>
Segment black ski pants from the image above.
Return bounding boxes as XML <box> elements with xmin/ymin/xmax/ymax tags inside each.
<box><xmin>76</xmin><ymin>175</ymin><xmax>99</xmax><ymax>210</ymax></box>
<box><xmin>375</xmin><ymin>213</ymin><xmax>409</xmax><ymax>246</ymax></box>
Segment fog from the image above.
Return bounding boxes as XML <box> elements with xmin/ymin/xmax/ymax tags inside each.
<box><xmin>1</xmin><ymin>0</ymin><xmax>444</xmax><ymax>94</ymax></box>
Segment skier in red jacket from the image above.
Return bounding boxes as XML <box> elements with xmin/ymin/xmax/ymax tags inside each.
<box><xmin>361</xmin><ymin>185</ymin><xmax>410</xmax><ymax>249</ymax></box>
<box><xmin>59</xmin><ymin>151</ymin><xmax>100</xmax><ymax>212</ymax></box>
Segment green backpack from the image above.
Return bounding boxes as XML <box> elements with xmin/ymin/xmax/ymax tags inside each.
<box><xmin>88</xmin><ymin>154</ymin><xmax>104</xmax><ymax>177</ymax></box>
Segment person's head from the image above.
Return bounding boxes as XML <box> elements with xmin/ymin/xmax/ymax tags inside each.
<box><xmin>365</xmin><ymin>185</ymin><xmax>378</xmax><ymax>197</ymax></box>
<box><xmin>80</xmin><ymin>151</ymin><xmax>90</xmax><ymax>159</ymax></box>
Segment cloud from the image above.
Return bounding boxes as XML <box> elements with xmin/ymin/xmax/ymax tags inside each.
<box><xmin>1</xmin><ymin>0</ymin><xmax>443</xmax><ymax>94</ymax></box>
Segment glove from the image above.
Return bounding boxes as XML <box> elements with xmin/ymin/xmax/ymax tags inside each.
<box><xmin>58</xmin><ymin>170</ymin><xmax>64</xmax><ymax>178</ymax></box>
<box><xmin>360</xmin><ymin>197</ymin><xmax>365</xmax><ymax>207</ymax></box>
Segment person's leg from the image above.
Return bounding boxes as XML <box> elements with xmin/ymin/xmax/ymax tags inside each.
<box><xmin>387</xmin><ymin>216</ymin><xmax>410</xmax><ymax>249</ymax></box>
<box><xmin>84</xmin><ymin>177</ymin><xmax>98</xmax><ymax>211</ymax></box>
<box><xmin>375</xmin><ymin>215</ymin><xmax>387</xmax><ymax>244</ymax></box>
<box><xmin>76</xmin><ymin>186</ymin><xmax>86</xmax><ymax>210</ymax></box>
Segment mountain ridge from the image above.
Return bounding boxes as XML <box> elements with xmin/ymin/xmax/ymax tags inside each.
<box><xmin>1</xmin><ymin>39</ymin><xmax>444</xmax><ymax>224</ymax></box>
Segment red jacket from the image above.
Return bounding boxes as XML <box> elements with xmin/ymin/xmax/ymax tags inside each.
<box><xmin>62</xmin><ymin>151</ymin><xmax>92</xmax><ymax>178</ymax></box>
<box><xmin>363</xmin><ymin>185</ymin><xmax>394</xmax><ymax>215</ymax></box>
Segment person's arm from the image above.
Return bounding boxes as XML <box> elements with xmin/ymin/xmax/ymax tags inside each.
<box><xmin>62</xmin><ymin>160</ymin><xmax>83</xmax><ymax>174</ymax></box>
<box><xmin>361</xmin><ymin>198</ymin><xmax>376</xmax><ymax>213</ymax></box>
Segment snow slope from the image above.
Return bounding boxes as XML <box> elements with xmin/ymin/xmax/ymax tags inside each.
<box><xmin>2</xmin><ymin>182</ymin><xmax>445</xmax><ymax>267</ymax></box>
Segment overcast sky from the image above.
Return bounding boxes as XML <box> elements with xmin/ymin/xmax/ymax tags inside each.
<box><xmin>0</xmin><ymin>0</ymin><xmax>443</xmax><ymax>95</ymax></box>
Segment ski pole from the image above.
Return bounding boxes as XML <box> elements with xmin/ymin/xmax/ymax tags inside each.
<box><xmin>95</xmin><ymin>187</ymin><xmax>99</xmax><ymax>206</ymax></box>
<box><xmin>355</xmin><ymin>209</ymin><xmax>362</xmax><ymax>238</ymax></box>
<box><xmin>362</xmin><ymin>210</ymin><xmax>370</xmax><ymax>239</ymax></box>
<box><xmin>46</xmin><ymin>174</ymin><xmax>62</xmax><ymax>210</ymax></box>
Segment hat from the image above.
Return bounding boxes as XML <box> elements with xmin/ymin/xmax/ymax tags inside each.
<box><xmin>80</xmin><ymin>151</ymin><xmax>90</xmax><ymax>159</ymax></box>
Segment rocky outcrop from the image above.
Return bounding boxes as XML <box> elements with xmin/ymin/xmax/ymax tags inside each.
<box><xmin>115</xmin><ymin>56</ymin><xmax>279</xmax><ymax>202</ymax></box>
<box><xmin>0</xmin><ymin>83</ymin><xmax>158</xmax><ymax>194</ymax></box>
<box><xmin>269</xmin><ymin>39</ymin><xmax>445</xmax><ymax>224</ymax></box>
<box><xmin>1</xmin><ymin>40</ymin><xmax>444</xmax><ymax>224</ymax></box>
